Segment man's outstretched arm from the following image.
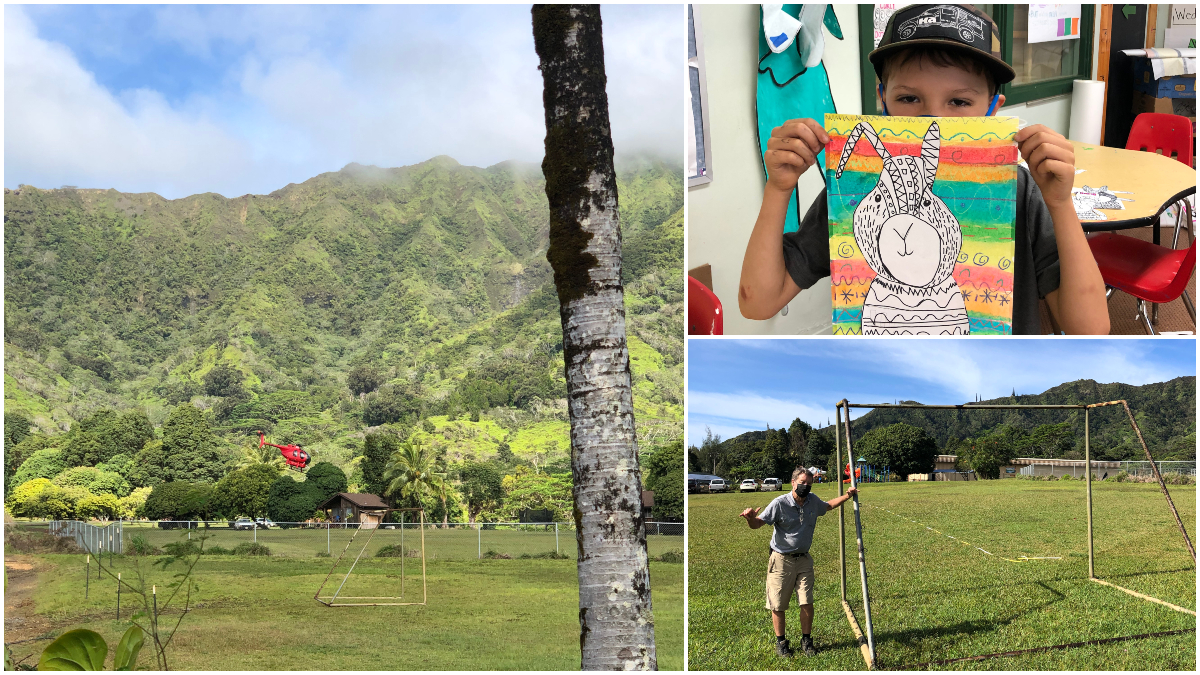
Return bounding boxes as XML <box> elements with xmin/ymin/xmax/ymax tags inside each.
<box><xmin>826</xmin><ymin>487</ymin><xmax>858</xmax><ymax>509</ymax></box>
<box><xmin>740</xmin><ymin>507</ymin><xmax>766</xmax><ymax>529</ymax></box>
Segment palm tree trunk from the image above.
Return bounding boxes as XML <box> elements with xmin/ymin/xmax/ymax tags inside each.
<box><xmin>532</xmin><ymin>5</ymin><xmax>656</xmax><ymax>670</ymax></box>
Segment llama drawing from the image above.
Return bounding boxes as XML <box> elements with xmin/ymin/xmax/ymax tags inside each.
<box><xmin>834</xmin><ymin>121</ymin><xmax>970</xmax><ymax>335</ymax></box>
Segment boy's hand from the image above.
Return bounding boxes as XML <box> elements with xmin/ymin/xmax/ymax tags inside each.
<box><xmin>1015</xmin><ymin>125</ymin><xmax>1076</xmax><ymax>208</ymax></box>
<box><xmin>765</xmin><ymin>118</ymin><xmax>829</xmax><ymax>195</ymax></box>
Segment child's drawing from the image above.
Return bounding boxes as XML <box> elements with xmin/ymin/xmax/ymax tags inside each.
<box><xmin>826</xmin><ymin>114</ymin><xmax>1018</xmax><ymax>335</ymax></box>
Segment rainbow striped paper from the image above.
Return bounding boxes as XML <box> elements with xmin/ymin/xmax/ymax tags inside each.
<box><xmin>826</xmin><ymin>114</ymin><xmax>1018</xmax><ymax>335</ymax></box>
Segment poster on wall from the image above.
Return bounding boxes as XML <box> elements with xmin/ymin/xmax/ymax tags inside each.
<box><xmin>873</xmin><ymin>4</ymin><xmax>899</xmax><ymax>48</ymax></box>
<box><xmin>825</xmin><ymin>114</ymin><xmax>1019</xmax><ymax>336</ymax></box>
<box><xmin>1028</xmin><ymin>4</ymin><xmax>1083</xmax><ymax>44</ymax></box>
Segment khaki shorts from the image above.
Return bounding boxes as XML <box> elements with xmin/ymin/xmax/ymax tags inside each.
<box><xmin>764</xmin><ymin>550</ymin><xmax>815</xmax><ymax>611</ymax></box>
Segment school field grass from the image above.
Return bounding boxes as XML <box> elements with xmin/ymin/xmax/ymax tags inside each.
<box><xmin>110</xmin><ymin>522</ymin><xmax>683</xmax><ymax>561</ymax></box>
<box><xmin>689</xmin><ymin>479</ymin><xmax>1196</xmax><ymax>670</ymax></box>
<box><xmin>4</xmin><ymin>541</ymin><xmax>683</xmax><ymax>669</ymax></box>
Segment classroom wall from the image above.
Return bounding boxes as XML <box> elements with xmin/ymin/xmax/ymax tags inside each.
<box><xmin>686</xmin><ymin>4</ymin><xmax>1104</xmax><ymax>335</ymax></box>
<box><xmin>687</xmin><ymin>4</ymin><xmax>860</xmax><ymax>335</ymax></box>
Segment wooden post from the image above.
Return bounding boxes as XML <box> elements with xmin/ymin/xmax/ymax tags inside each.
<box><xmin>1145</xmin><ymin>4</ymin><xmax>1158</xmax><ymax>48</ymax></box>
<box><xmin>836</xmin><ymin>403</ymin><xmax>846</xmax><ymax>602</ymax></box>
<box><xmin>420</xmin><ymin>510</ymin><xmax>428</xmax><ymax>604</ymax></box>
<box><xmin>843</xmin><ymin>402</ymin><xmax>876</xmax><ymax>665</ymax></box>
<box><xmin>1085</xmin><ymin>407</ymin><xmax>1094</xmax><ymax>579</ymax></box>
<box><xmin>1120</xmin><ymin>401</ymin><xmax>1195</xmax><ymax>561</ymax></box>
<box><xmin>1097</xmin><ymin>4</ymin><xmax>1113</xmax><ymax>145</ymax></box>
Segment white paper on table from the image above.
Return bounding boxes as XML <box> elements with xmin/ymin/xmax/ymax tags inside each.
<box><xmin>1028</xmin><ymin>4</ymin><xmax>1082</xmax><ymax>44</ymax></box>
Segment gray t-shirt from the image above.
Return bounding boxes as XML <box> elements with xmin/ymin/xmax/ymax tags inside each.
<box><xmin>782</xmin><ymin>166</ymin><xmax>1061</xmax><ymax>335</ymax></box>
<box><xmin>758</xmin><ymin>492</ymin><xmax>830</xmax><ymax>555</ymax></box>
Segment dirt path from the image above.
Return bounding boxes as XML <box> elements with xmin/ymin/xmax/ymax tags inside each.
<box><xmin>4</xmin><ymin>555</ymin><xmax>55</xmax><ymax>646</ymax></box>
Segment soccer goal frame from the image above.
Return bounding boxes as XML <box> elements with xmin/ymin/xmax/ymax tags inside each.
<box><xmin>832</xmin><ymin>398</ymin><xmax>1196</xmax><ymax>670</ymax></box>
<box><xmin>314</xmin><ymin>507</ymin><xmax>426</xmax><ymax>607</ymax></box>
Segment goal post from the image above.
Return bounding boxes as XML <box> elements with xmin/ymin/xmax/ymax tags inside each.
<box><xmin>832</xmin><ymin>398</ymin><xmax>1195</xmax><ymax>669</ymax></box>
<box><xmin>314</xmin><ymin>507</ymin><xmax>427</xmax><ymax>607</ymax></box>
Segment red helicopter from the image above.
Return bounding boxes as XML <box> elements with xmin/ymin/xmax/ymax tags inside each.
<box><xmin>256</xmin><ymin>431</ymin><xmax>310</xmax><ymax>471</ymax></box>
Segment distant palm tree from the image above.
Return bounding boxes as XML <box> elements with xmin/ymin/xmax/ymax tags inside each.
<box><xmin>236</xmin><ymin>441</ymin><xmax>285</xmax><ymax>471</ymax></box>
<box><xmin>382</xmin><ymin>440</ymin><xmax>449</xmax><ymax>528</ymax></box>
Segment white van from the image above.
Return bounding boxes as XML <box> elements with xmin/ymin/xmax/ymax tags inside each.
<box><xmin>760</xmin><ymin>478</ymin><xmax>782</xmax><ymax>491</ymax></box>
<box><xmin>708</xmin><ymin>478</ymin><xmax>727</xmax><ymax>493</ymax></box>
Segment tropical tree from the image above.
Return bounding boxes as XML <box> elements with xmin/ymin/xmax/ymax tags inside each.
<box><xmin>235</xmin><ymin>441</ymin><xmax>286</xmax><ymax>471</ymax></box>
<box><xmin>459</xmin><ymin>461</ymin><xmax>504</xmax><ymax>525</ymax></box>
<box><xmin>382</xmin><ymin>440</ymin><xmax>449</xmax><ymax>528</ymax></box>
<box><xmin>533</xmin><ymin>5</ymin><xmax>656</xmax><ymax>668</ymax></box>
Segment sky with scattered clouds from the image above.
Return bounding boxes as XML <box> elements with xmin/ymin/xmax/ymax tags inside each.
<box><xmin>687</xmin><ymin>339</ymin><xmax>1197</xmax><ymax>447</ymax></box>
<box><xmin>5</xmin><ymin>4</ymin><xmax>682</xmax><ymax>199</ymax></box>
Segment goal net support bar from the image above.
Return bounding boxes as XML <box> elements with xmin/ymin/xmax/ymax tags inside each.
<box><xmin>833</xmin><ymin>399</ymin><xmax>1195</xmax><ymax>669</ymax></box>
<box><xmin>314</xmin><ymin>507</ymin><xmax>427</xmax><ymax>607</ymax></box>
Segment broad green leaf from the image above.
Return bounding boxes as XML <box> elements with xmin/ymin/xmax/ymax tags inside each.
<box><xmin>113</xmin><ymin>626</ymin><xmax>144</xmax><ymax>671</ymax></box>
<box><xmin>37</xmin><ymin>630</ymin><xmax>107</xmax><ymax>671</ymax></box>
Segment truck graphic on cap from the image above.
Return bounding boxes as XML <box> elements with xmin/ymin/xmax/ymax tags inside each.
<box><xmin>897</xmin><ymin>6</ymin><xmax>986</xmax><ymax>43</ymax></box>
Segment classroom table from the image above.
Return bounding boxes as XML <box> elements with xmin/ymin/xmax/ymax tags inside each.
<box><xmin>1070</xmin><ymin>140</ymin><xmax>1196</xmax><ymax>243</ymax></box>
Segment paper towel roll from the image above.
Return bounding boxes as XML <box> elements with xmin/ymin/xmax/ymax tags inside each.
<box><xmin>1069</xmin><ymin>79</ymin><xmax>1106</xmax><ymax>146</ymax></box>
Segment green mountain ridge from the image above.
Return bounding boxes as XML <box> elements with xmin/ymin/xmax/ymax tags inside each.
<box><xmin>5</xmin><ymin>156</ymin><xmax>684</xmax><ymax>477</ymax></box>
<box><xmin>808</xmin><ymin>377</ymin><xmax>1193</xmax><ymax>461</ymax></box>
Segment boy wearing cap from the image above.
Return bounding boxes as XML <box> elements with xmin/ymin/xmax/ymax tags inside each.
<box><xmin>738</xmin><ymin>4</ymin><xmax>1109</xmax><ymax>335</ymax></box>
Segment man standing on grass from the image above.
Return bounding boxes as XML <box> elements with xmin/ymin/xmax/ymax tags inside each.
<box><xmin>740</xmin><ymin>467</ymin><xmax>857</xmax><ymax>658</ymax></box>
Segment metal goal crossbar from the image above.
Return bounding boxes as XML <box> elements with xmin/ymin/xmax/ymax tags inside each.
<box><xmin>314</xmin><ymin>507</ymin><xmax>426</xmax><ymax>607</ymax></box>
<box><xmin>833</xmin><ymin>399</ymin><xmax>1196</xmax><ymax>670</ymax></box>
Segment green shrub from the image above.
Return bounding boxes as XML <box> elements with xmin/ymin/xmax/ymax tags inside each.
<box><xmin>375</xmin><ymin>544</ymin><xmax>410</xmax><ymax>558</ymax></box>
<box><xmin>206</xmin><ymin>545</ymin><xmax>232</xmax><ymax>555</ymax></box>
<box><xmin>316</xmin><ymin>550</ymin><xmax>331</xmax><ymax>558</ymax></box>
<box><xmin>1114</xmin><ymin>471</ymin><xmax>1130</xmax><ymax>483</ymax></box>
<box><xmin>162</xmin><ymin>540</ymin><xmax>200</xmax><ymax>557</ymax></box>
<box><xmin>656</xmin><ymin>550</ymin><xmax>684</xmax><ymax>563</ymax></box>
<box><xmin>482</xmin><ymin>549</ymin><xmax>512</xmax><ymax>559</ymax></box>
<box><xmin>517</xmin><ymin>551</ymin><xmax>569</xmax><ymax>559</ymax></box>
<box><xmin>232</xmin><ymin>542</ymin><xmax>271</xmax><ymax>556</ymax></box>
<box><xmin>1058</xmin><ymin>474</ymin><xmax>1072</xmax><ymax>481</ymax></box>
<box><xmin>127</xmin><ymin>534</ymin><xmax>161</xmax><ymax>556</ymax></box>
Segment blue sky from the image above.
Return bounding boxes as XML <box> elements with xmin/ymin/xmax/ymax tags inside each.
<box><xmin>6</xmin><ymin>5</ymin><xmax>682</xmax><ymax>199</ymax></box>
<box><xmin>687</xmin><ymin>339</ymin><xmax>1197</xmax><ymax>446</ymax></box>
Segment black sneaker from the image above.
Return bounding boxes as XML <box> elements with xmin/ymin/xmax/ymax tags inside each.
<box><xmin>800</xmin><ymin>636</ymin><xmax>818</xmax><ymax>657</ymax></box>
<box><xmin>775</xmin><ymin>639</ymin><xmax>794</xmax><ymax>658</ymax></box>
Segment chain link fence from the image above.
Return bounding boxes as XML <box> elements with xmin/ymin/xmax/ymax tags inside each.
<box><xmin>7</xmin><ymin>520</ymin><xmax>683</xmax><ymax>562</ymax></box>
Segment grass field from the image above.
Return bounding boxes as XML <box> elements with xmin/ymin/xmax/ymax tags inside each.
<box><xmin>689</xmin><ymin>479</ymin><xmax>1196</xmax><ymax>670</ymax></box>
<box><xmin>4</xmin><ymin>549</ymin><xmax>683</xmax><ymax>670</ymax></box>
<box><xmin>101</xmin><ymin>522</ymin><xmax>682</xmax><ymax>561</ymax></box>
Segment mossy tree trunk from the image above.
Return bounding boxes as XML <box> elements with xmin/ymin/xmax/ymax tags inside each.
<box><xmin>532</xmin><ymin>5</ymin><xmax>656</xmax><ymax>670</ymax></box>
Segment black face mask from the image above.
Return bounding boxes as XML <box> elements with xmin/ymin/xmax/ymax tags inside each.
<box><xmin>795</xmin><ymin>483</ymin><xmax>811</xmax><ymax>499</ymax></box>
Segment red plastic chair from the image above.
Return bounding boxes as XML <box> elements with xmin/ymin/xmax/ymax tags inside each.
<box><xmin>687</xmin><ymin>275</ymin><xmax>723</xmax><ymax>335</ymax></box>
<box><xmin>1125</xmin><ymin>113</ymin><xmax>1193</xmax><ymax>168</ymax></box>
<box><xmin>1088</xmin><ymin>233</ymin><xmax>1196</xmax><ymax>334</ymax></box>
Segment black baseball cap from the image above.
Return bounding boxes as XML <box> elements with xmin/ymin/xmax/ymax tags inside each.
<box><xmin>870</xmin><ymin>4</ymin><xmax>1015</xmax><ymax>87</ymax></box>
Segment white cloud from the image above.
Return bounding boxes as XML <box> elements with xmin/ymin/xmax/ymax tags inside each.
<box><xmin>6</xmin><ymin>5</ymin><xmax>682</xmax><ymax>198</ymax></box>
<box><xmin>5</xmin><ymin>7</ymin><xmax>257</xmax><ymax>197</ymax></box>
<box><xmin>686</xmin><ymin>389</ymin><xmax>835</xmax><ymax>446</ymax></box>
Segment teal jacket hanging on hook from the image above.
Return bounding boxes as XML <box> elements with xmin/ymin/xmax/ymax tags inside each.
<box><xmin>757</xmin><ymin>4</ymin><xmax>842</xmax><ymax>233</ymax></box>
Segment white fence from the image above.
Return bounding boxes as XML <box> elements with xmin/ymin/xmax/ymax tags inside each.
<box><xmin>1117</xmin><ymin>461</ymin><xmax>1196</xmax><ymax>478</ymax></box>
<box><xmin>8</xmin><ymin>520</ymin><xmax>682</xmax><ymax>561</ymax></box>
<box><xmin>49</xmin><ymin>520</ymin><xmax>123</xmax><ymax>554</ymax></box>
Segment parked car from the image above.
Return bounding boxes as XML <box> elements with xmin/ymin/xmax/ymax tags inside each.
<box><xmin>254</xmin><ymin>518</ymin><xmax>275</xmax><ymax>529</ymax></box>
<box><xmin>233</xmin><ymin>517</ymin><xmax>256</xmax><ymax>531</ymax></box>
<box><xmin>761</xmin><ymin>478</ymin><xmax>782</xmax><ymax>491</ymax></box>
<box><xmin>739</xmin><ymin>479</ymin><xmax>758</xmax><ymax>493</ymax></box>
<box><xmin>708</xmin><ymin>478</ymin><xmax>728</xmax><ymax>493</ymax></box>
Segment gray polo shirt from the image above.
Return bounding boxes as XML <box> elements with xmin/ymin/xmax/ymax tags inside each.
<box><xmin>758</xmin><ymin>491</ymin><xmax>830</xmax><ymax>555</ymax></box>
